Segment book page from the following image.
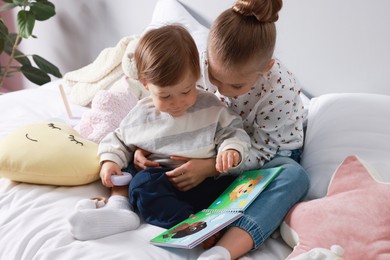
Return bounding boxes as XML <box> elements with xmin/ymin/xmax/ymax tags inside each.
<box><xmin>207</xmin><ymin>167</ymin><xmax>283</xmax><ymax>212</ymax></box>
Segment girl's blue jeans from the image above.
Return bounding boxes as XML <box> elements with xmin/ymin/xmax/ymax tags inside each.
<box><xmin>231</xmin><ymin>152</ymin><xmax>310</xmax><ymax>249</ymax></box>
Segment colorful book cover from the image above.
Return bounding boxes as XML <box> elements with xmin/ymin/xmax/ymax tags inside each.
<box><xmin>150</xmin><ymin>166</ymin><xmax>283</xmax><ymax>249</ymax></box>
<box><xmin>208</xmin><ymin>166</ymin><xmax>283</xmax><ymax>211</ymax></box>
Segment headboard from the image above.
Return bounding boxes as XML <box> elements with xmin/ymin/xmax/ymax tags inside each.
<box><xmin>16</xmin><ymin>0</ymin><xmax>390</xmax><ymax>97</ymax></box>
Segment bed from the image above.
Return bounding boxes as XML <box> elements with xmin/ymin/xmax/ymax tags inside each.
<box><xmin>1</xmin><ymin>0</ymin><xmax>390</xmax><ymax>259</ymax></box>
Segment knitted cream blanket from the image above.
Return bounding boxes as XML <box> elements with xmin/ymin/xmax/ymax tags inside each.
<box><xmin>63</xmin><ymin>35</ymin><xmax>149</xmax><ymax>106</ymax></box>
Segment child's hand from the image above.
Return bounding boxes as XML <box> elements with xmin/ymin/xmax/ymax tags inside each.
<box><xmin>216</xmin><ymin>149</ymin><xmax>241</xmax><ymax>174</ymax></box>
<box><xmin>134</xmin><ymin>148</ymin><xmax>159</xmax><ymax>171</ymax></box>
<box><xmin>166</xmin><ymin>156</ymin><xmax>217</xmax><ymax>191</ymax></box>
<box><xmin>100</xmin><ymin>161</ymin><xmax>122</xmax><ymax>187</ymax></box>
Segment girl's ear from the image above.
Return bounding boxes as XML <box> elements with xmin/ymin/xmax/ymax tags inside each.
<box><xmin>264</xmin><ymin>59</ymin><xmax>275</xmax><ymax>72</ymax></box>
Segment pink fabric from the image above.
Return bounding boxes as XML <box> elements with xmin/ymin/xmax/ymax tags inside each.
<box><xmin>76</xmin><ymin>87</ymin><xmax>138</xmax><ymax>143</ymax></box>
<box><xmin>285</xmin><ymin>155</ymin><xmax>390</xmax><ymax>259</ymax></box>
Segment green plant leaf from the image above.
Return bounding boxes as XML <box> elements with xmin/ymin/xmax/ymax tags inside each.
<box><xmin>0</xmin><ymin>0</ymin><xmax>60</xmax><ymax>89</ymax></box>
<box><xmin>21</xmin><ymin>65</ymin><xmax>51</xmax><ymax>85</ymax></box>
<box><xmin>14</xmin><ymin>49</ymin><xmax>31</xmax><ymax>66</ymax></box>
<box><xmin>17</xmin><ymin>10</ymin><xmax>35</xmax><ymax>38</ymax></box>
<box><xmin>0</xmin><ymin>3</ymin><xmax>17</xmax><ymax>12</ymax></box>
<box><xmin>0</xmin><ymin>19</ymin><xmax>9</xmax><ymax>37</ymax></box>
<box><xmin>3</xmin><ymin>33</ymin><xmax>30</xmax><ymax>66</ymax></box>
<box><xmin>0</xmin><ymin>38</ymin><xmax>4</xmax><ymax>54</ymax></box>
<box><xmin>3</xmin><ymin>33</ymin><xmax>22</xmax><ymax>47</ymax></box>
<box><xmin>31</xmin><ymin>1</ymin><xmax>56</xmax><ymax>21</ymax></box>
<box><xmin>2</xmin><ymin>34</ymin><xmax>29</xmax><ymax>67</ymax></box>
<box><xmin>11</xmin><ymin>0</ymin><xmax>27</xmax><ymax>6</ymax></box>
<box><xmin>32</xmin><ymin>54</ymin><xmax>62</xmax><ymax>78</ymax></box>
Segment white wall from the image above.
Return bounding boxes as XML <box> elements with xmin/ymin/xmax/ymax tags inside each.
<box><xmin>276</xmin><ymin>0</ymin><xmax>390</xmax><ymax>97</ymax></box>
<box><xmin>19</xmin><ymin>0</ymin><xmax>158</xmax><ymax>74</ymax></box>
<box><xmin>17</xmin><ymin>0</ymin><xmax>390</xmax><ymax>96</ymax></box>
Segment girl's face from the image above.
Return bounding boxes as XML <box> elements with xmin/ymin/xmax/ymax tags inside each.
<box><xmin>208</xmin><ymin>51</ymin><xmax>274</xmax><ymax>98</ymax></box>
<box><xmin>145</xmin><ymin>72</ymin><xmax>198</xmax><ymax>117</ymax></box>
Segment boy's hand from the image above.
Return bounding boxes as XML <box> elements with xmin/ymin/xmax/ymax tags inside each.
<box><xmin>100</xmin><ymin>161</ymin><xmax>122</xmax><ymax>187</ymax></box>
<box><xmin>216</xmin><ymin>149</ymin><xmax>241</xmax><ymax>174</ymax></box>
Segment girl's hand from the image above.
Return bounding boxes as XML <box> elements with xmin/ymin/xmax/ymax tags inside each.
<box><xmin>134</xmin><ymin>148</ymin><xmax>159</xmax><ymax>171</ymax></box>
<box><xmin>166</xmin><ymin>156</ymin><xmax>218</xmax><ymax>191</ymax></box>
<box><xmin>100</xmin><ymin>161</ymin><xmax>122</xmax><ymax>187</ymax></box>
<box><xmin>216</xmin><ymin>149</ymin><xmax>241</xmax><ymax>174</ymax></box>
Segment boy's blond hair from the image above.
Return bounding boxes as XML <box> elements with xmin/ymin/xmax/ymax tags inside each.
<box><xmin>135</xmin><ymin>24</ymin><xmax>200</xmax><ymax>87</ymax></box>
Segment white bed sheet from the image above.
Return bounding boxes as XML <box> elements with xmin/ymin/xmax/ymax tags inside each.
<box><xmin>0</xmin><ymin>80</ymin><xmax>292</xmax><ymax>260</ymax></box>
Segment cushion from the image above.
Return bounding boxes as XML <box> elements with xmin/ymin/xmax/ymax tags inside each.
<box><xmin>144</xmin><ymin>0</ymin><xmax>209</xmax><ymax>54</ymax></box>
<box><xmin>0</xmin><ymin>122</ymin><xmax>100</xmax><ymax>186</ymax></box>
<box><xmin>301</xmin><ymin>93</ymin><xmax>390</xmax><ymax>200</ymax></box>
<box><xmin>75</xmin><ymin>78</ymin><xmax>139</xmax><ymax>143</ymax></box>
<box><xmin>281</xmin><ymin>155</ymin><xmax>390</xmax><ymax>259</ymax></box>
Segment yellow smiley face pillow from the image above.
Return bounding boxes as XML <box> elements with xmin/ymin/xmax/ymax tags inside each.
<box><xmin>0</xmin><ymin>122</ymin><xmax>101</xmax><ymax>186</ymax></box>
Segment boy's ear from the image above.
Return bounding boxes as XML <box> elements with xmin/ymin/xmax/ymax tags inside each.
<box><xmin>142</xmin><ymin>81</ymin><xmax>149</xmax><ymax>90</ymax></box>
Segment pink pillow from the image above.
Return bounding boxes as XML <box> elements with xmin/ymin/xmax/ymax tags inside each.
<box><xmin>281</xmin><ymin>155</ymin><xmax>390</xmax><ymax>259</ymax></box>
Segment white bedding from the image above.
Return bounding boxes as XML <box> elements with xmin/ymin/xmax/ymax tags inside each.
<box><xmin>2</xmin><ymin>83</ymin><xmax>390</xmax><ymax>260</ymax></box>
<box><xmin>0</xmin><ymin>178</ymin><xmax>200</xmax><ymax>259</ymax></box>
<box><xmin>0</xmin><ymin>80</ymin><xmax>292</xmax><ymax>260</ymax></box>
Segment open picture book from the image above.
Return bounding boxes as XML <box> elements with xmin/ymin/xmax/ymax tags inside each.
<box><xmin>150</xmin><ymin>166</ymin><xmax>283</xmax><ymax>249</ymax></box>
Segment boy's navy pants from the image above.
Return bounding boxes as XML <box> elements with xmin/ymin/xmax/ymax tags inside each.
<box><xmin>129</xmin><ymin>167</ymin><xmax>235</xmax><ymax>229</ymax></box>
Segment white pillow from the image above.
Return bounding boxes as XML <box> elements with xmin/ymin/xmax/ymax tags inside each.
<box><xmin>301</xmin><ymin>93</ymin><xmax>390</xmax><ymax>200</ymax></box>
<box><xmin>145</xmin><ymin>0</ymin><xmax>209</xmax><ymax>54</ymax></box>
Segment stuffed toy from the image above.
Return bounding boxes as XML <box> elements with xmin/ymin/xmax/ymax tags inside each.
<box><xmin>64</xmin><ymin>35</ymin><xmax>149</xmax><ymax>106</ymax></box>
<box><xmin>75</xmin><ymin>77</ymin><xmax>139</xmax><ymax>143</ymax></box>
<box><xmin>281</xmin><ymin>155</ymin><xmax>390</xmax><ymax>259</ymax></box>
<box><xmin>0</xmin><ymin>121</ymin><xmax>100</xmax><ymax>186</ymax></box>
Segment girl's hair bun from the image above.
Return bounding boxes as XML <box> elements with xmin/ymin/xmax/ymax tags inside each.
<box><xmin>232</xmin><ymin>0</ymin><xmax>282</xmax><ymax>23</ymax></box>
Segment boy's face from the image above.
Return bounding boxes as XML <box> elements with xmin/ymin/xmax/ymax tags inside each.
<box><xmin>145</xmin><ymin>72</ymin><xmax>198</xmax><ymax>117</ymax></box>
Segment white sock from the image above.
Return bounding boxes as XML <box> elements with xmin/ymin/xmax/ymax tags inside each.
<box><xmin>198</xmin><ymin>246</ymin><xmax>231</xmax><ymax>260</ymax></box>
<box><xmin>68</xmin><ymin>195</ymin><xmax>140</xmax><ymax>241</ymax></box>
<box><xmin>105</xmin><ymin>195</ymin><xmax>133</xmax><ymax>210</ymax></box>
<box><xmin>75</xmin><ymin>197</ymin><xmax>107</xmax><ymax>210</ymax></box>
